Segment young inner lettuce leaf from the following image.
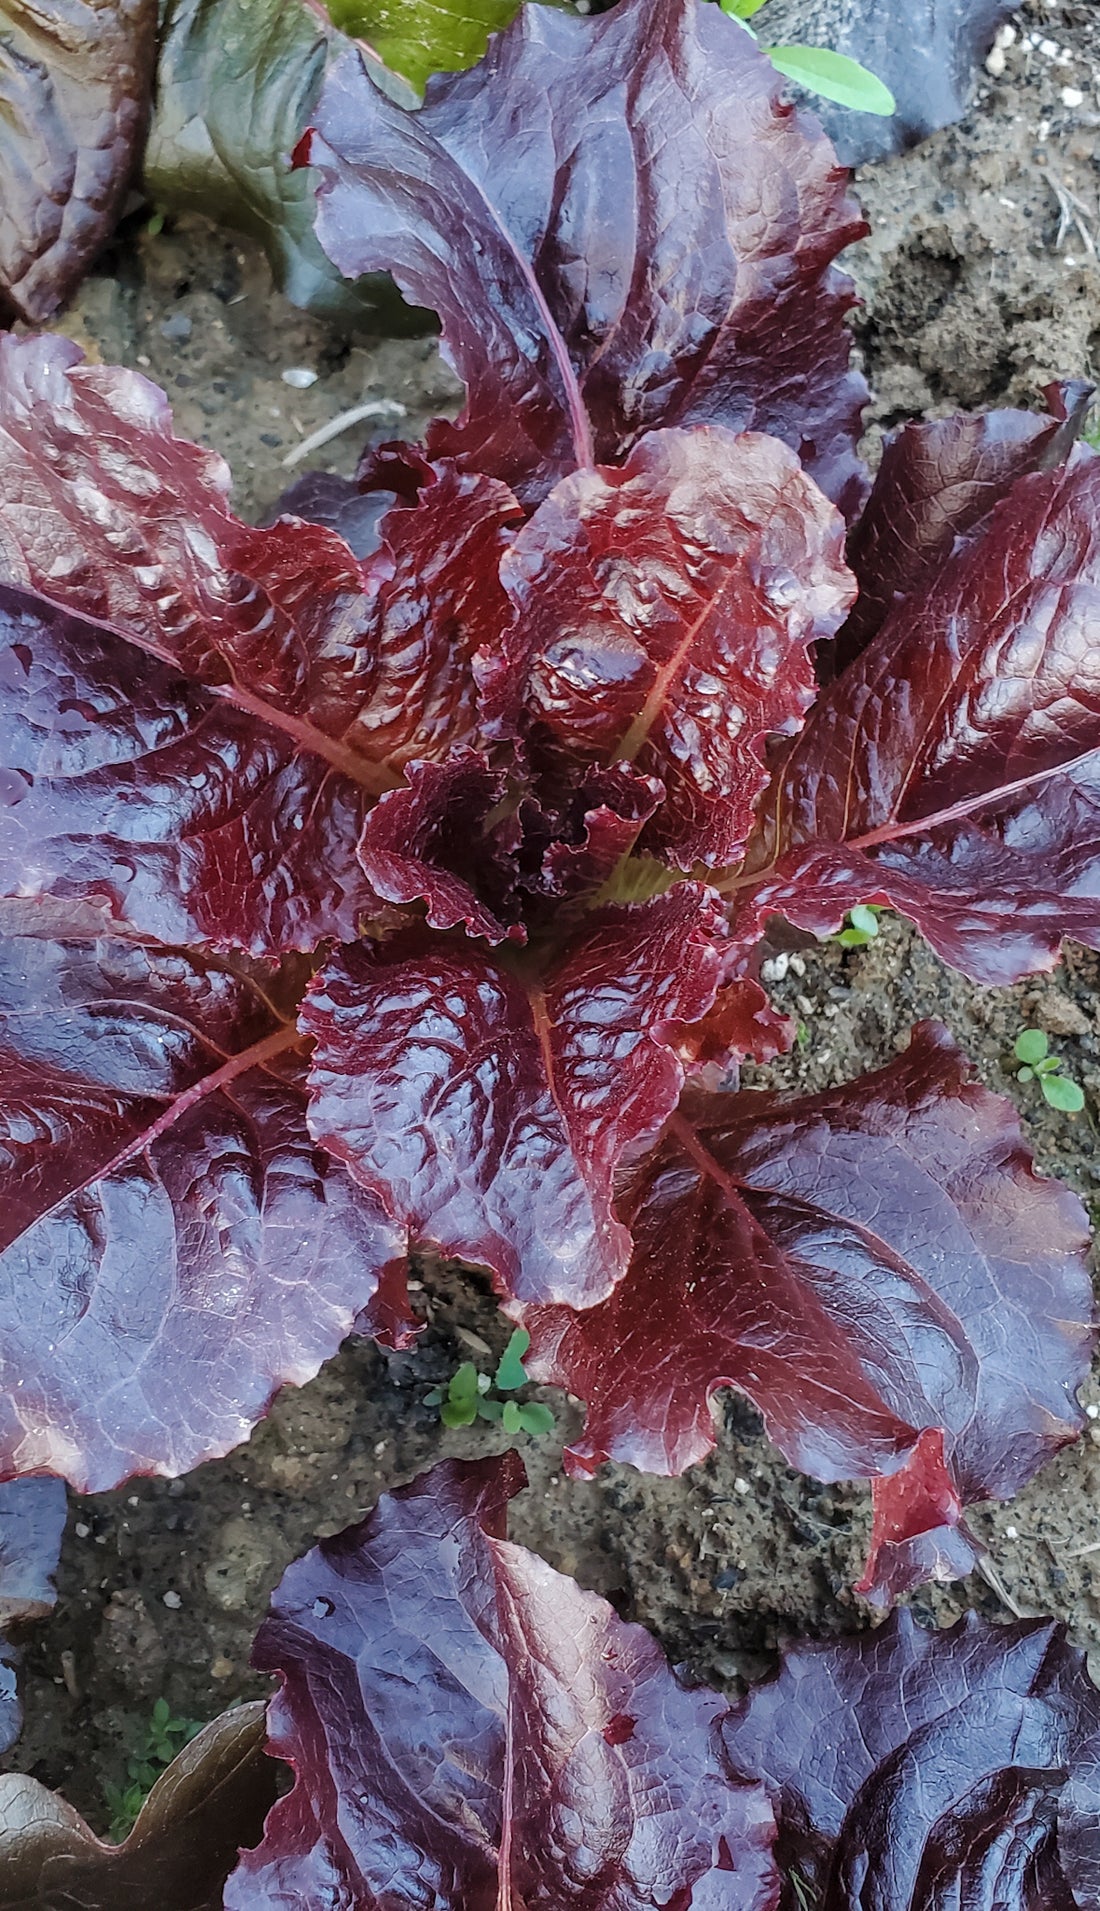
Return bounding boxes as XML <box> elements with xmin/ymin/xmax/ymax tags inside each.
<box><xmin>323</xmin><ymin>0</ymin><xmax>522</xmax><ymax>94</ymax></box>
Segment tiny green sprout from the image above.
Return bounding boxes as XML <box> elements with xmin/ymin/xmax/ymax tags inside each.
<box><xmin>766</xmin><ymin>46</ymin><xmax>895</xmax><ymax>115</ymax></box>
<box><xmin>424</xmin><ymin>1326</ymin><xmax>553</xmax><ymax>1439</ymax></box>
<box><xmin>494</xmin><ymin>1326</ymin><xmax>531</xmax><ymax>1391</ymax></box>
<box><xmin>796</xmin><ymin>1020</ymin><xmax>810</xmax><ymax>1050</ymax></box>
<box><xmin>716</xmin><ymin>0</ymin><xmax>895</xmax><ymax>115</ymax></box>
<box><xmin>1013</xmin><ymin>1028</ymin><xmax>1085</xmax><ymax>1113</ymax></box>
<box><xmin>103</xmin><ymin>1699</ymin><xmax>204</xmax><ymax>1841</ymax></box>
<box><xmin>836</xmin><ymin>903</ymin><xmax>881</xmax><ymax>948</ymax></box>
<box><xmin>146</xmin><ymin>206</ymin><xmax>167</xmax><ymax>238</ymax></box>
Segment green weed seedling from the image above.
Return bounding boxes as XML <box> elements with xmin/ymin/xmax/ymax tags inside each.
<box><xmin>103</xmin><ymin>1697</ymin><xmax>204</xmax><ymax>1841</ymax></box>
<box><xmin>836</xmin><ymin>903</ymin><xmax>881</xmax><ymax>949</ymax></box>
<box><xmin>424</xmin><ymin>1328</ymin><xmax>555</xmax><ymax>1438</ymax></box>
<box><xmin>1013</xmin><ymin>1028</ymin><xmax>1085</xmax><ymax>1113</ymax></box>
<box><xmin>718</xmin><ymin>0</ymin><xmax>895</xmax><ymax>115</ymax></box>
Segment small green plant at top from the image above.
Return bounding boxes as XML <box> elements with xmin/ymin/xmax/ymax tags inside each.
<box><xmin>836</xmin><ymin>903</ymin><xmax>882</xmax><ymax>949</ymax></box>
<box><xmin>1084</xmin><ymin>411</ymin><xmax>1100</xmax><ymax>452</ymax></box>
<box><xmin>718</xmin><ymin>0</ymin><xmax>896</xmax><ymax>115</ymax></box>
<box><xmin>424</xmin><ymin>1328</ymin><xmax>556</xmax><ymax>1438</ymax></box>
<box><xmin>102</xmin><ymin>1697</ymin><xmax>205</xmax><ymax>1841</ymax></box>
<box><xmin>1013</xmin><ymin>1029</ymin><xmax>1085</xmax><ymax>1113</ymax></box>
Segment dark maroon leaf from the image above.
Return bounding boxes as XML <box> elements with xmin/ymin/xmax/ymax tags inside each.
<box><xmin>305</xmin><ymin>0</ymin><xmax>869</xmax><ymax>512</ymax></box>
<box><xmin>837</xmin><ymin>381</ymin><xmax>1094</xmax><ymax>669</ymax></box>
<box><xmin>522</xmin><ymin>1023</ymin><xmax>1093</xmax><ymax>1602</ymax></box>
<box><xmin>353</xmin><ymin>460</ymin><xmax>522</xmax><ymax>766</ymax></box>
<box><xmin>759</xmin><ymin>0</ymin><xmax>1016</xmax><ymax>166</ymax></box>
<box><xmin>0</xmin><ymin>341</ymin><xmax>524</xmax><ymax>954</ymax></box>
<box><xmin>0</xmin><ymin>1700</ymin><xmax>276</xmax><ymax>1910</ymax></box>
<box><xmin>721</xmin><ymin>1610</ymin><xmax>1100</xmax><ymax>1911</ymax></box>
<box><xmin>0</xmin><ymin>333</ymin><xmax>384</xmax><ymax>739</ymax></box>
<box><xmin>356</xmin><ymin>753</ymin><xmax>522</xmax><ymax>943</ymax></box>
<box><xmin>491</xmin><ymin>427</ymin><xmax>853</xmax><ymax>869</ymax></box>
<box><xmin>667</xmin><ymin>976</ymin><xmax>796</xmax><ymax>1085</ymax></box>
<box><xmin>0</xmin><ymin>924</ymin><xmax>401</xmax><ymax>1491</ymax></box>
<box><xmin>0</xmin><ymin>0</ymin><xmax>156</xmax><ymax>323</ymax></box>
<box><xmin>301</xmin><ymin>888</ymin><xmax>724</xmax><ymax>1309</ymax></box>
<box><xmin>224</xmin><ymin>1454</ymin><xmax>779</xmax><ymax>1910</ymax></box>
<box><xmin>0</xmin><ymin>583</ymin><xmax>382</xmax><ymax>957</ymax></box>
<box><xmin>733</xmin><ymin>447</ymin><xmax>1100</xmax><ymax>986</ymax></box>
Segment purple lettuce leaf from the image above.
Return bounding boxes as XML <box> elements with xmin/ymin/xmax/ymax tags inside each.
<box><xmin>733</xmin><ymin>445</ymin><xmax>1100</xmax><ymax>986</ymax></box>
<box><xmin>721</xmin><ymin>1609</ymin><xmax>1100</xmax><ymax>1911</ymax></box>
<box><xmin>489</xmin><ymin>426</ymin><xmax>853</xmax><ymax>869</ymax></box>
<box><xmin>521</xmin><ymin>1023</ymin><xmax>1094</xmax><ymax>1603</ymax></box>
<box><xmin>300</xmin><ymin>888</ymin><xmax>725</xmax><ymax>1310</ymax></box>
<box><xmin>304</xmin><ymin>0</ymin><xmax>869</xmax><ymax>512</ymax></box>
<box><xmin>837</xmin><ymin>381</ymin><xmax>1094</xmax><ymax>670</ymax></box>
<box><xmin>0</xmin><ymin>582</ymin><xmax>382</xmax><ymax>958</ymax></box>
<box><xmin>0</xmin><ymin>0</ymin><xmax>157</xmax><ymax>323</ymax></box>
<box><xmin>0</xmin><ymin>1478</ymin><xmax>66</xmax><ymax>1627</ymax></box>
<box><xmin>224</xmin><ymin>1453</ymin><xmax>779</xmax><ymax>1910</ymax></box>
<box><xmin>0</xmin><ymin>921</ymin><xmax>402</xmax><ymax>1492</ymax></box>
<box><xmin>0</xmin><ymin>1476</ymin><xmax>66</xmax><ymax>1756</ymax></box>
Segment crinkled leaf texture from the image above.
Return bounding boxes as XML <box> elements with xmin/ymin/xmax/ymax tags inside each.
<box><xmin>522</xmin><ymin>1024</ymin><xmax>1093</xmax><ymax>1603</ymax></box>
<box><xmin>721</xmin><ymin>1609</ymin><xmax>1100</xmax><ymax>1911</ymax></box>
<box><xmin>300</xmin><ymin>889</ymin><xmax>725</xmax><ymax>1310</ymax></box>
<box><xmin>224</xmin><ymin>1453</ymin><xmax>779</xmax><ymax>1909</ymax></box>
<box><xmin>0</xmin><ymin>337</ymin><xmax>522</xmax><ymax>957</ymax></box>
<box><xmin>836</xmin><ymin>379</ymin><xmax>1094</xmax><ymax>670</ymax></box>
<box><xmin>758</xmin><ymin>0</ymin><xmax>1015</xmax><ymax>166</ymax></box>
<box><xmin>735</xmin><ymin>442</ymin><xmax>1100</xmax><ymax>986</ymax></box>
<box><xmin>0</xmin><ymin>0</ymin><xmax>157</xmax><ymax>322</ymax></box>
<box><xmin>305</xmin><ymin>0</ymin><xmax>868</xmax><ymax>512</ymax></box>
<box><xmin>0</xmin><ymin>921</ymin><xmax>401</xmax><ymax>1491</ymax></box>
<box><xmin>0</xmin><ymin>1477</ymin><xmax>66</xmax><ymax>1756</ymax></box>
<box><xmin>0</xmin><ymin>1701</ymin><xmax>275</xmax><ymax>1910</ymax></box>
<box><xmin>144</xmin><ymin>0</ymin><xmax>423</xmax><ymax>330</ymax></box>
<box><xmin>492</xmin><ymin>426</ymin><xmax>853</xmax><ymax>869</ymax></box>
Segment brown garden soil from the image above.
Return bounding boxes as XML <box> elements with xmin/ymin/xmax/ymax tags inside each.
<box><xmin>4</xmin><ymin>0</ymin><xmax>1100</xmax><ymax>1839</ymax></box>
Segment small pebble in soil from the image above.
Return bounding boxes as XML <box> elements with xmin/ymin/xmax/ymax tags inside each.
<box><xmin>162</xmin><ymin>1590</ymin><xmax>182</xmax><ymax>1609</ymax></box>
<box><xmin>74</xmin><ymin>1522</ymin><xmax>90</xmax><ymax>1538</ymax></box>
<box><xmin>281</xmin><ymin>367</ymin><xmax>318</xmax><ymax>388</ymax></box>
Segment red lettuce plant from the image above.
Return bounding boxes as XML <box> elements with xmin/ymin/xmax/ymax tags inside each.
<box><xmin>0</xmin><ymin>0</ymin><xmax>1096</xmax><ymax>1610</ymax></box>
<box><xmin>219</xmin><ymin>1454</ymin><xmax>1099</xmax><ymax>1908</ymax></box>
